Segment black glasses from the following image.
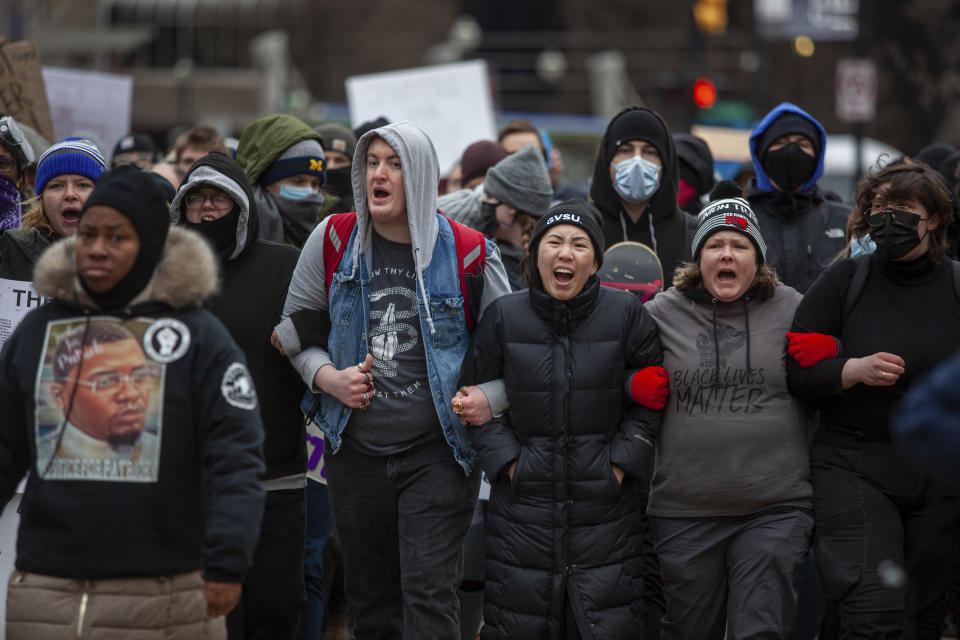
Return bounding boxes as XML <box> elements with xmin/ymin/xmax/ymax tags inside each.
<box><xmin>868</xmin><ymin>208</ymin><xmax>928</xmax><ymax>227</ymax></box>
<box><xmin>185</xmin><ymin>193</ymin><xmax>233</xmax><ymax>210</ymax></box>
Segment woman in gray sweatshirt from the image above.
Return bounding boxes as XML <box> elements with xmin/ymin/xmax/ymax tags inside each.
<box><xmin>642</xmin><ymin>182</ymin><xmax>813</xmax><ymax>639</ymax></box>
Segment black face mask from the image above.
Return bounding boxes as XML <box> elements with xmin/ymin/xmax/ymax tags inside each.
<box><xmin>479</xmin><ymin>201</ymin><xmax>500</xmax><ymax>238</ymax></box>
<box><xmin>763</xmin><ymin>142</ymin><xmax>817</xmax><ymax>192</ymax></box>
<box><xmin>185</xmin><ymin>206</ymin><xmax>241</xmax><ymax>258</ymax></box>
<box><xmin>868</xmin><ymin>207</ymin><xmax>926</xmax><ymax>261</ymax></box>
<box><xmin>324</xmin><ymin>166</ymin><xmax>353</xmax><ymax>201</ymax></box>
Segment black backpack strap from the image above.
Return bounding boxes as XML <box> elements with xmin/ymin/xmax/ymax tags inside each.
<box><xmin>842</xmin><ymin>255</ymin><xmax>872</xmax><ymax>325</ymax></box>
<box><xmin>951</xmin><ymin>258</ymin><xmax>960</xmax><ymax>302</ymax></box>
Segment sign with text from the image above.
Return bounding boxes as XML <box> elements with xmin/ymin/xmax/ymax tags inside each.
<box><xmin>346</xmin><ymin>60</ymin><xmax>497</xmax><ymax>176</ymax></box>
<box><xmin>0</xmin><ymin>277</ymin><xmax>51</xmax><ymax>349</ymax></box>
<box><xmin>0</xmin><ymin>39</ymin><xmax>55</xmax><ymax>141</ymax></box>
<box><xmin>42</xmin><ymin>67</ymin><xmax>133</xmax><ymax>158</ymax></box>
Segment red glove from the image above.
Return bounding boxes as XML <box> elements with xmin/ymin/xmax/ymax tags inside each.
<box><xmin>786</xmin><ymin>331</ymin><xmax>840</xmax><ymax>367</ymax></box>
<box><xmin>630</xmin><ymin>366</ymin><xmax>670</xmax><ymax>410</ymax></box>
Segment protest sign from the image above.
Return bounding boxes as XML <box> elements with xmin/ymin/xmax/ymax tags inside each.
<box><xmin>346</xmin><ymin>60</ymin><xmax>497</xmax><ymax>175</ymax></box>
<box><xmin>0</xmin><ymin>277</ymin><xmax>51</xmax><ymax>349</ymax></box>
<box><xmin>0</xmin><ymin>38</ymin><xmax>55</xmax><ymax>141</ymax></box>
<box><xmin>43</xmin><ymin>67</ymin><xmax>133</xmax><ymax>158</ymax></box>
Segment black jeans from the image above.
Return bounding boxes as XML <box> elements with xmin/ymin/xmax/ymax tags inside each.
<box><xmin>811</xmin><ymin>429</ymin><xmax>960</xmax><ymax>639</ymax></box>
<box><xmin>324</xmin><ymin>436</ymin><xmax>481</xmax><ymax>640</ymax></box>
<box><xmin>227</xmin><ymin>487</ymin><xmax>307</xmax><ymax>640</ymax></box>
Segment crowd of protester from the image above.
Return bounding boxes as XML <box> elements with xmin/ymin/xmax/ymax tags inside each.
<box><xmin>0</xmin><ymin>95</ymin><xmax>959</xmax><ymax>640</ymax></box>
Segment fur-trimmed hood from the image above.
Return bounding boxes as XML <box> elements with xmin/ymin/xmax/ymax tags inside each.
<box><xmin>34</xmin><ymin>226</ymin><xmax>219</xmax><ymax>310</ymax></box>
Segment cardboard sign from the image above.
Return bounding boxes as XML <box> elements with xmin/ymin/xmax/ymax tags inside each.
<box><xmin>0</xmin><ymin>39</ymin><xmax>55</xmax><ymax>142</ymax></box>
<box><xmin>346</xmin><ymin>60</ymin><xmax>497</xmax><ymax>175</ymax></box>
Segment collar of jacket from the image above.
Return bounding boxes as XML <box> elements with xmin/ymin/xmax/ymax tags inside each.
<box><xmin>528</xmin><ymin>276</ymin><xmax>600</xmax><ymax>335</ymax></box>
<box><xmin>33</xmin><ymin>225</ymin><xmax>219</xmax><ymax>312</ymax></box>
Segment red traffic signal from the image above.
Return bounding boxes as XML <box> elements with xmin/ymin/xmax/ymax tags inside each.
<box><xmin>693</xmin><ymin>77</ymin><xmax>717</xmax><ymax>109</ymax></box>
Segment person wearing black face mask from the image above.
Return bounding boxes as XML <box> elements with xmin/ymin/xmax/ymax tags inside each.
<box><xmin>171</xmin><ymin>152</ymin><xmax>309</xmax><ymax>640</ymax></box>
<box><xmin>316</xmin><ymin>123</ymin><xmax>357</xmax><ymax>215</ymax></box>
<box><xmin>746</xmin><ymin>103</ymin><xmax>850</xmax><ymax>293</ymax></box>
<box><xmin>786</xmin><ymin>162</ymin><xmax>960</xmax><ymax>638</ymax></box>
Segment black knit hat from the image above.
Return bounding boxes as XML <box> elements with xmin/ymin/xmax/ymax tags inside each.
<box><xmin>757</xmin><ymin>113</ymin><xmax>822</xmax><ymax>161</ymax></box>
<box><xmin>604</xmin><ymin>108</ymin><xmax>669</xmax><ymax>168</ymax></box>
<box><xmin>529</xmin><ymin>199</ymin><xmax>606</xmax><ymax>268</ymax></box>
<box><xmin>79</xmin><ymin>166</ymin><xmax>171</xmax><ymax>309</ymax></box>
<box><xmin>691</xmin><ymin>181</ymin><xmax>767</xmax><ymax>264</ymax></box>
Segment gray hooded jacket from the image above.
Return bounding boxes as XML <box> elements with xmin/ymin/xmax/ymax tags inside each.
<box><xmin>278</xmin><ymin>121</ymin><xmax>510</xmax><ymax>395</ymax></box>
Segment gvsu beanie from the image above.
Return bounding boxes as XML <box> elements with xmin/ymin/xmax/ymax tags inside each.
<box><xmin>529</xmin><ymin>199</ymin><xmax>606</xmax><ymax>268</ymax></box>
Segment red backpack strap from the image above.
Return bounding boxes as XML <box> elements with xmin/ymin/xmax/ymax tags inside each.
<box><xmin>446</xmin><ymin>216</ymin><xmax>487</xmax><ymax>332</ymax></box>
<box><xmin>323</xmin><ymin>212</ymin><xmax>358</xmax><ymax>298</ymax></box>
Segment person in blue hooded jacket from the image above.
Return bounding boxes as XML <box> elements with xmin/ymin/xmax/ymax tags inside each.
<box><xmin>747</xmin><ymin>102</ymin><xmax>851</xmax><ymax>293</ymax></box>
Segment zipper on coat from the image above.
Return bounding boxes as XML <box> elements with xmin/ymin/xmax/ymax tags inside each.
<box><xmin>76</xmin><ymin>580</ymin><xmax>90</xmax><ymax>639</ymax></box>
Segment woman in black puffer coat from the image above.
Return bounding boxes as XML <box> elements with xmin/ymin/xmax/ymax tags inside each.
<box><xmin>459</xmin><ymin>200</ymin><xmax>664</xmax><ymax>639</ymax></box>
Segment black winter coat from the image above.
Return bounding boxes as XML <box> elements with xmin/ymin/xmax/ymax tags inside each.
<box><xmin>461</xmin><ymin>279</ymin><xmax>663</xmax><ymax>640</ymax></box>
<box><xmin>746</xmin><ymin>184</ymin><xmax>850</xmax><ymax>293</ymax></box>
<box><xmin>172</xmin><ymin>153</ymin><xmax>307</xmax><ymax>481</ymax></box>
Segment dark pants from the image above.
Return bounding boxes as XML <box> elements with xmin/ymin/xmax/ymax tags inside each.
<box><xmin>654</xmin><ymin>509</ymin><xmax>813</xmax><ymax>639</ymax></box>
<box><xmin>811</xmin><ymin>429</ymin><xmax>960</xmax><ymax>639</ymax></box>
<box><xmin>324</xmin><ymin>436</ymin><xmax>481</xmax><ymax>640</ymax></box>
<box><xmin>227</xmin><ymin>487</ymin><xmax>307</xmax><ymax>640</ymax></box>
<box><xmin>296</xmin><ymin>479</ymin><xmax>332</xmax><ymax>640</ymax></box>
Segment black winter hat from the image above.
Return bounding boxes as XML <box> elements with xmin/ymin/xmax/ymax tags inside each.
<box><xmin>80</xmin><ymin>165</ymin><xmax>171</xmax><ymax>308</ymax></box>
<box><xmin>757</xmin><ymin>113</ymin><xmax>822</xmax><ymax>161</ymax></box>
<box><xmin>604</xmin><ymin>108</ymin><xmax>669</xmax><ymax>167</ymax></box>
<box><xmin>529</xmin><ymin>199</ymin><xmax>606</xmax><ymax>268</ymax></box>
<box><xmin>674</xmin><ymin>133</ymin><xmax>715</xmax><ymax>195</ymax></box>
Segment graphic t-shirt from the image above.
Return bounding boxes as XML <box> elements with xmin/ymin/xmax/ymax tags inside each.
<box><xmin>342</xmin><ymin>231</ymin><xmax>441</xmax><ymax>455</ymax></box>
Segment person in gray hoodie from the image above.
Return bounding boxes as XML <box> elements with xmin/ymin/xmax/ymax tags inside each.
<box><xmin>642</xmin><ymin>181</ymin><xmax>813</xmax><ymax>639</ymax></box>
<box><xmin>275</xmin><ymin>121</ymin><xmax>510</xmax><ymax>639</ymax></box>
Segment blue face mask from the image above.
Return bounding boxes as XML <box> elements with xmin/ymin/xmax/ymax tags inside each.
<box><xmin>612</xmin><ymin>155</ymin><xmax>661</xmax><ymax>204</ymax></box>
<box><xmin>849</xmin><ymin>233</ymin><xmax>876</xmax><ymax>258</ymax></box>
<box><xmin>280</xmin><ymin>184</ymin><xmax>319</xmax><ymax>200</ymax></box>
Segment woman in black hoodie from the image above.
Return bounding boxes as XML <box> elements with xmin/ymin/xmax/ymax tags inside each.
<box><xmin>589</xmin><ymin>106</ymin><xmax>699</xmax><ymax>283</ymax></box>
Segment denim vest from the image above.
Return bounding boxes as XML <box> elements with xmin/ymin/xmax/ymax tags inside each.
<box><xmin>301</xmin><ymin>213</ymin><xmax>478</xmax><ymax>474</ymax></box>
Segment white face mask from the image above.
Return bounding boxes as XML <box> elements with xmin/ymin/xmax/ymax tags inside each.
<box><xmin>612</xmin><ymin>155</ymin><xmax>661</xmax><ymax>204</ymax></box>
<box><xmin>279</xmin><ymin>184</ymin><xmax>319</xmax><ymax>200</ymax></box>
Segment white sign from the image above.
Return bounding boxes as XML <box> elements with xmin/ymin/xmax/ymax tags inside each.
<box><xmin>836</xmin><ymin>58</ymin><xmax>877</xmax><ymax>123</ymax></box>
<box><xmin>42</xmin><ymin>67</ymin><xmax>133</xmax><ymax>159</ymax></box>
<box><xmin>0</xmin><ymin>277</ymin><xmax>50</xmax><ymax>349</ymax></box>
<box><xmin>346</xmin><ymin>60</ymin><xmax>497</xmax><ymax>175</ymax></box>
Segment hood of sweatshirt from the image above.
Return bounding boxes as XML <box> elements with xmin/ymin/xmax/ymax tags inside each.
<box><xmin>170</xmin><ymin>151</ymin><xmax>259</xmax><ymax>262</ymax></box>
<box><xmin>749</xmin><ymin>102</ymin><xmax>826</xmax><ymax>194</ymax></box>
<box><xmin>589</xmin><ymin>106</ymin><xmax>680</xmax><ymax>225</ymax></box>
<box><xmin>236</xmin><ymin>114</ymin><xmax>324</xmax><ymax>187</ymax></box>
<box><xmin>351</xmin><ymin>121</ymin><xmax>441</xmax><ymax>270</ymax></box>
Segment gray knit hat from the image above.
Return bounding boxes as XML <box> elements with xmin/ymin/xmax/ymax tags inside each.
<box><xmin>484</xmin><ymin>145</ymin><xmax>553</xmax><ymax>218</ymax></box>
<box><xmin>691</xmin><ymin>181</ymin><xmax>767</xmax><ymax>263</ymax></box>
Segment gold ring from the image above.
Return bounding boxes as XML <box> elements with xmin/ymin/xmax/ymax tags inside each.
<box><xmin>357</xmin><ymin>362</ymin><xmax>365</xmax><ymax>372</ymax></box>
<box><xmin>459</xmin><ymin>386</ymin><xmax>469</xmax><ymax>395</ymax></box>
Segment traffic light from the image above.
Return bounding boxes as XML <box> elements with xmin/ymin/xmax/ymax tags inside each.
<box><xmin>693</xmin><ymin>77</ymin><xmax>717</xmax><ymax>109</ymax></box>
<box><xmin>693</xmin><ymin>0</ymin><xmax>728</xmax><ymax>34</ymax></box>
